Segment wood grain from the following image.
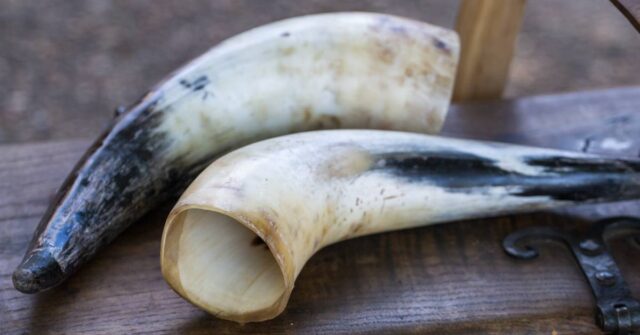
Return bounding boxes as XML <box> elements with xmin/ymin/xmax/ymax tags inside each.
<box><xmin>453</xmin><ymin>0</ymin><xmax>527</xmax><ymax>102</ymax></box>
<box><xmin>2</xmin><ymin>87</ymin><xmax>640</xmax><ymax>334</ymax></box>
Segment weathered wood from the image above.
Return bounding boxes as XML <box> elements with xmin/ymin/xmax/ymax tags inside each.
<box><xmin>453</xmin><ymin>0</ymin><xmax>527</xmax><ymax>102</ymax></box>
<box><xmin>2</xmin><ymin>87</ymin><xmax>640</xmax><ymax>334</ymax></box>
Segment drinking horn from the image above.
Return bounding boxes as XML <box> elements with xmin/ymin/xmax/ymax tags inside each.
<box><xmin>161</xmin><ymin>130</ymin><xmax>640</xmax><ymax>323</ymax></box>
<box><xmin>13</xmin><ymin>13</ymin><xmax>459</xmax><ymax>293</ymax></box>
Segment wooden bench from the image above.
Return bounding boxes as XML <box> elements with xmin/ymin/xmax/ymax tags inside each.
<box><xmin>2</xmin><ymin>87</ymin><xmax>639</xmax><ymax>334</ymax></box>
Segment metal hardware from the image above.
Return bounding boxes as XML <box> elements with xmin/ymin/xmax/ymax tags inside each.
<box><xmin>503</xmin><ymin>217</ymin><xmax>640</xmax><ymax>334</ymax></box>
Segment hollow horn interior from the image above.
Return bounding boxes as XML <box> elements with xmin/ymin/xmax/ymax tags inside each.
<box><xmin>161</xmin><ymin>130</ymin><xmax>640</xmax><ymax>323</ymax></box>
<box><xmin>162</xmin><ymin>209</ymin><xmax>289</xmax><ymax>322</ymax></box>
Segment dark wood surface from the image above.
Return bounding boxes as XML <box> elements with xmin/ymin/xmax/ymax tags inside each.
<box><xmin>2</xmin><ymin>87</ymin><xmax>640</xmax><ymax>334</ymax></box>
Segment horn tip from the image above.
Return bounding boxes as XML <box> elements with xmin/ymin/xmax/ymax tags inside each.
<box><xmin>12</xmin><ymin>250</ymin><xmax>64</xmax><ymax>294</ymax></box>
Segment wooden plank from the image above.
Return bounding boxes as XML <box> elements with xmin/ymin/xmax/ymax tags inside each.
<box><xmin>2</xmin><ymin>87</ymin><xmax>640</xmax><ymax>334</ymax></box>
<box><xmin>453</xmin><ymin>0</ymin><xmax>527</xmax><ymax>102</ymax></box>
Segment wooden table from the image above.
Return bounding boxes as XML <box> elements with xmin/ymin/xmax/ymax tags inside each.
<box><xmin>2</xmin><ymin>87</ymin><xmax>640</xmax><ymax>334</ymax></box>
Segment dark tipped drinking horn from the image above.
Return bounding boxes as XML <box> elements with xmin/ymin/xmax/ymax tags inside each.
<box><xmin>13</xmin><ymin>13</ymin><xmax>459</xmax><ymax>293</ymax></box>
<box><xmin>161</xmin><ymin>130</ymin><xmax>640</xmax><ymax>323</ymax></box>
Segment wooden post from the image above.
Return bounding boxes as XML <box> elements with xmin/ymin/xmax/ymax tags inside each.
<box><xmin>453</xmin><ymin>0</ymin><xmax>527</xmax><ymax>102</ymax></box>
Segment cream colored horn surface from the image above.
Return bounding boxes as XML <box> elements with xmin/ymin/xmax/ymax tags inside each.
<box><xmin>14</xmin><ymin>12</ymin><xmax>459</xmax><ymax>293</ymax></box>
<box><xmin>161</xmin><ymin>130</ymin><xmax>640</xmax><ymax>323</ymax></box>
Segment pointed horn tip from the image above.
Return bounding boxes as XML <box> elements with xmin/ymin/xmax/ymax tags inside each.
<box><xmin>12</xmin><ymin>250</ymin><xmax>64</xmax><ymax>294</ymax></box>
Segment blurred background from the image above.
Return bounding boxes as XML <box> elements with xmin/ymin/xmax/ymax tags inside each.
<box><xmin>1</xmin><ymin>0</ymin><xmax>639</xmax><ymax>144</ymax></box>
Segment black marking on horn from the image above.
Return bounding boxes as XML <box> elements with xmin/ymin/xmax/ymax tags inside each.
<box><xmin>179</xmin><ymin>75</ymin><xmax>214</xmax><ymax>101</ymax></box>
<box><xmin>524</xmin><ymin>156</ymin><xmax>640</xmax><ymax>174</ymax></box>
<box><xmin>432</xmin><ymin>37</ymin><xmax>451</xmax><ymax>54</ymax></box>
<box><xmin>373</xmin><ymin>151</ymin><xmax>640</xmax><ymax>203</ymax></box>
<box><xmin>179</xmin><ymin>75</ymin><xmax>210</xmax><ymax>91</ymax></box>
<box><xmin>373</xmin><ymin>151</ymin><xmax>513</xmax><ymax>188</ymax></box>
<box><xmin>13</xmin><ymin>91</ymin><xmax>209</xmax><ymax>292</ymax></box>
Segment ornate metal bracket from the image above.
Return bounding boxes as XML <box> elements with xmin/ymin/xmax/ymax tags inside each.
<box><xmin>503</xmin><ymin>217</ymin><xmax>640</xmax><ymax>334</ymax></box>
